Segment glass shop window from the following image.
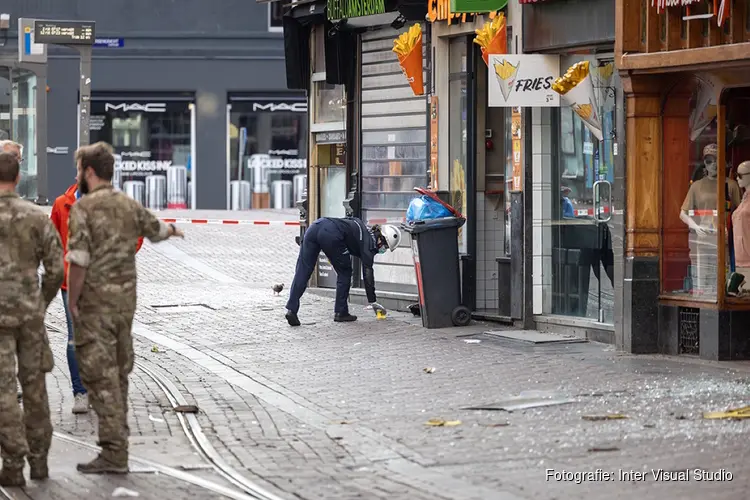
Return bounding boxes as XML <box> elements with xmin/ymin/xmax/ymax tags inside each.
<box><xmin>722</xmin><ymin>86</ymin><xmax>750</xmax><ymax>300</ymax></box>
<box><xmin>660</xmin><ymin>76</ymin><xmax>739</xmax><ymax>301</ymax></box>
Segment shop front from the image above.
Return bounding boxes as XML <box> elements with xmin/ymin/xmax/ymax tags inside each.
<box><xmin>227</xmin><ymin>94</ymin><xmax>308</xmax><ymax>210</ymax></box>
<box><xmin>89</xmin><ymin>93</ymin><xmax>195</xmax><ymax>210</ymax></box>
<box><xmin>617</xmin><ymin>0</ymin><xmax>750</xmax><ymax>360</ymax></box>
<box><xmin>520</xmin><ymin>0</ymin><xmax>624</xmax><ymax>343</ymax></box>
<box><xmin>429</xmin><ymin>3</ymin><xmax>513</xmax><ymax>317</ymax></box>
<box><xmin>283</xmin><ymin>0</ymin><xmax>431</xmax><ymax>301</ymax></box>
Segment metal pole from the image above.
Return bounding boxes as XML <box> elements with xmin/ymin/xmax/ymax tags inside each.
<box><xmin>35</xmin><ymin>69</ymin><xmax>49</xmax><ymax>205</ymax></box>
<box><xmin>76</xmin><ymin>46</ymin><xmax>92</xmax><ymax>148</ymax></box>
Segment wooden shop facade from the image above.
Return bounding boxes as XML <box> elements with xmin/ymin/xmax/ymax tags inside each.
<box><xmin>617</xmin><ymin>0</ymin><xmax>750</xmax><ymax>359</ymax></box>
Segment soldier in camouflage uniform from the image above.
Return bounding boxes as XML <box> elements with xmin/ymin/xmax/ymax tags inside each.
<box><xmin>0</xmin><ymin>152</ymin><xmax>64</xmax><ymax>486</ymax></box>
<box><xmin>66</xmin><ymin>142</ymin><xmax>184</xmax><ymax>474</ymax></box>
<box><xmin>1</xmin><ymin>140</ymin><xmax>27</xmax><ymax>405</ymax></box>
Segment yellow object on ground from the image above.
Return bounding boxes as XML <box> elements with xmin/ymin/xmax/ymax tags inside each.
<box><xmin>703</xmin><ymin>406</ymin><xmax>750</xmax><ymax>419</ymax></box>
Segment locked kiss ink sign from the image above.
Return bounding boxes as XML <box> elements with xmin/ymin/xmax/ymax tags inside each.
<box><xmin>487</xmin><ymin>54</ymin><xmax>560</xmax><ymax>108</ymax></box>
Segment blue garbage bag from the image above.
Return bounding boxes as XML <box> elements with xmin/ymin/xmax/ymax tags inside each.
<box><xmin>406</xmin><ymin>195</ymin><xmax>452</xmax><ymax>222</ymax></box>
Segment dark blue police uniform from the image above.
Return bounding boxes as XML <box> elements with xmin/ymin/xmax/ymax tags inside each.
<box><xmin>286</xmin><ymin>217</ymin><xmax>378</xmax><ymax>315</ymax></box>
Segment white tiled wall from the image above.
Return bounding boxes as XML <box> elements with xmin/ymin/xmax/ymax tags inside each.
<box><xmin>475</xmin><ymin>191</ymin><xmax>505</xmax><ymax>310</ymax></box>
<box><xmin>532</xmin><ymin>108</ymin><xmax>554</xmax><ymax>316</ymax></box>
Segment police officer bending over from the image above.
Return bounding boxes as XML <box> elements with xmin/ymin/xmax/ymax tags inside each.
<box><xmin>285</xmin><ymin>217</ymin><xmax>401</xmax><ymax>326</ymax></box>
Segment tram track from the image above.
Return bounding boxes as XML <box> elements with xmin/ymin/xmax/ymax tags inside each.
<box><xmin>43</xmin><ymin>321</ymin><xmax>289</xmax><ymax>500</ymax></box>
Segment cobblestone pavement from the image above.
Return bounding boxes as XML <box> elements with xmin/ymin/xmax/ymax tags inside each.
<box><xmin>29</xmin><ymin>218</ymin><xmax>750</xmax><ymax>499</ymax></box>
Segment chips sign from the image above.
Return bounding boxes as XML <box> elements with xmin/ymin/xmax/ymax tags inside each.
<box><xmin>488</xmin><ymin>54</ymin><xmax>560</xmax><ymax>108</ymax></box>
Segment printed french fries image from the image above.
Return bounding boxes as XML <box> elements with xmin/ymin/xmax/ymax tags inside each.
<box><xmin>552</xmin><ymin>61</ymin><xmax>604</xmax><ymax>141</ymax></box>
<box><xmin>493</xmin><ymin>59</ymin><xmax>520</xmax><ymax>102</ymax></box>
<box><xmin>393</xmin><ymin>24</ymin><xmax>424</xmax><ymax>96</ymax></box>
<box><xmin>473</xmin><ymin>13</ymin><xmax>507</xmax><ymax>66</ymax></box>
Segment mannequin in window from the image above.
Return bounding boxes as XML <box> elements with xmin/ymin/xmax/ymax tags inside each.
<box><xmin>561</xmin><ymin>185</ymin><xmax>575</xmax><ymax>219</ymax></box>
<box><xmin>679</xmin><ymin>143</ymin><xmax>741</xmax><ymax>295</ymax></box>
<box><xmin>731</xmin><ymin>161</ymin><xmax>750</xmax><ymax>294</ymax></box>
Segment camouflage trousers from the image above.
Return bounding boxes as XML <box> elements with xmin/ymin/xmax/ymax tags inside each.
<box><xmin>0</xmin><ymin>318</ymin><xmax>54</xmax><ymax>471</ymax></box>
<box><xmin>73</xmin><ymin>310</ymin><xmax>134</xmax><ymax>465</ymax></box>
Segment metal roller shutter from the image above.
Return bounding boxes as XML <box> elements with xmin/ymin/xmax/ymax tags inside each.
<box><xmin>360</xmin><ymin>26</ymin><xmax>427</xmax><ymax>294</ymax></box>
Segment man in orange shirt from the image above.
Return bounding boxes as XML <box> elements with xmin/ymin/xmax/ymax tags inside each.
<box><xmin>50</xmin><ymin>183</ymin><xmax>143</xmax><ymax>414</ymax></box>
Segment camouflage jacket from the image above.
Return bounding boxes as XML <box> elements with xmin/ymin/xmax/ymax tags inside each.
<box><xmin>0</xmin><ymin>191</ymin><xmax>64</xmax><ymax>327</ymax></box>
<box><xmin>66</xmin><ymin>184</ymin><xmax>170</xmax><ymax>313</ymax></box>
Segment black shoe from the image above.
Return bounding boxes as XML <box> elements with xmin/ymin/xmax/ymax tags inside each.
<box><xmin>334</xmin><ymin>313</ymin><xmax>357</xmax><ymax>322</ymax></box>
<box><xmin>285</xmin><ymin>311</ymin><xmax>301</xmax><ymax>327</ymax></box>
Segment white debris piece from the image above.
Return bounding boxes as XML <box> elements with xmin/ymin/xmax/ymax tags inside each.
<box><xmin>112</xmin><ymin>487</ymin><xmax>140</xmax><ymax>497</ymax></box>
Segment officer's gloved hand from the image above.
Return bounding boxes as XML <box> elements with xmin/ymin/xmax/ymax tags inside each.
<box><xmin>370</xmin><ymin>302</ymin><xmax>386</xmax><ymax>314</ymax></box>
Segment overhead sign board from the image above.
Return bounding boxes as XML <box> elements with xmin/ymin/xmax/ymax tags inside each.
<box><xmin>34</xmin><ymin>20</ymin><xmax>96</xmax><ymax>45</ymax></box>
<box><xmin>450</xmin><ymin>0</ymin><xmax>507</xmax><ymax>14</ymax></box>
<box><xmin>327</xmin><ymin>0</ymin><xmax>386</xmax><ymax>20</ymax></box>
<box><xmin>18</xmin><ymin>18</ymin><xmax>47</xmax><ymax>63</ymax></box>
<box><xmin>488</xmin><ymin>54</ymin><xmax>560</xmax><ymax>107</ymax></box>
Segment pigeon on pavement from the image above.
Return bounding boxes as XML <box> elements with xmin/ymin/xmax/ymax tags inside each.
<box><xmin>273</xmin><ymin>283</ymin><xmax>284</xmax><ymax>296</ymax></box>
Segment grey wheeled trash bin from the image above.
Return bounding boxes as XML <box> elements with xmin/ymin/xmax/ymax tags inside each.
<box><xmin>401</xmin><ymin>217</ymin><xmax>471</xmax><ymax>328</ymax></box>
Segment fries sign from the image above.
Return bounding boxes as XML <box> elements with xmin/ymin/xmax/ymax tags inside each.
<box><xmin>487</xmin><ymin>54</ymin><xmax>560</xmax><ymax>108</ymax></box>
<box><xmin>393</xmin><ymin>24</ymin><xmax>424</xmax><ymax>96</ymax></box>
<box><xmin>551</xmin><ymin>61</ymin><xmax>603</xmax><ymax>141</ymax></box>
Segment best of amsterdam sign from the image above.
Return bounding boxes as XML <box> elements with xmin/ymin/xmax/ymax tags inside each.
<box><xmin>327</xmin><ymin>0</ymin><xmax>387</xmax><ymax>20</ymax></box>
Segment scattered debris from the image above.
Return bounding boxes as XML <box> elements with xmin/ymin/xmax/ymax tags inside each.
<box><xmin>675</xmin><ymin>415</ymin><xmax>689</xmax><ymax>420</ymax></box>
<box><xmin>483</xmin><ymin>422</ymin><xmax>510</xmax><ymax>427</ymax></box>
<box><xmin>425</xmin><ymin>419</ymin><xmax>462</xmax><ymax>427</ymax></box>
<box><xmin>337</xmin><ymin>420</ymin><xmax>352</xmax><ymax>425</ymax></box>
<box><xmin>173</xmin><ymin>405</ymin><xmax>199</xmax><ymax>414</ymax></box>
<box><xmin>112</xmin><ymin>487</ymin><xmax>140</xmax><ymax>497</ymax></box>
<box><xmin>582</xmin><ymin>414</ymin><xmax>628</xmax><ymax>421</ymax></box>
<box><xmin>151</xmin><ymin>345</ymin><xmax>160</xmax><ymax>353</ymax></box>
<box><xmin>423</xmin><ymin>367</ymin><xmax>435</xmax><ymax>374</ymax></box>
<box><xmin>703</xmin><ymin>406</ymin><xmax>750</xmax><ymax>420</ymax></box>
<box><xmin>462</xmin><ymin>391</ymin><xmax>575</xmax><ymax>411</ymax></box>
<box><xmin>643</xmin><ymin>423</ymin><xmax>656</xmax><ymax>428</ymax></box>
<box><xmin>148</xmin><ymin>414</ymin><xmax>164</xmax><ymax>423</ymax></box>
<box><xmin>463</xmin><ymin>339</ymin><xmax>481</xmax><ymax>344</ymax></box>
<box><xmin>588</xmin><ymin>446</ymin><xmax>619</xmax><ymax>453</ymax></box>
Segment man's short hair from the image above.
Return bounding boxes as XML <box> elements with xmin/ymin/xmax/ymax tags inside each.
<box><xmin>76</xmin><ymin>141</ymin><xmax>115</xmax><ymax>181</ymax></box>
<box><xmin>0</xmin><ymin>140</ymin><xmax>23</xmax><ymax>160</ymax></box>
<box><xmin>0</xmin><ymin>152</ymin><xmax>20</xmax><ymax>182</ymax></box>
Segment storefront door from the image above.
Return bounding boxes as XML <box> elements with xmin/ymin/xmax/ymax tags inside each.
<box><xmin>544</xmin><ymin>56</ymin><xmax>617</xmax><ymax>324</ymax></box>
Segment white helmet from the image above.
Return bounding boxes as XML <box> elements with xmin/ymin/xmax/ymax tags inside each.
<box><xmin>380</xmin><ymin>224</ymin><xmax>402</xmax><ymax>252</ymax></box>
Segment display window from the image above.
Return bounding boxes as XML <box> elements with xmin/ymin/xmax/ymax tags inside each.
<box><xmin>227</xmin><ymin>96</ymin><xmax>307</xmax><ymax>210</ymax></box>
<box><xmin>0</xmin><ymin>68</ymin><xmax>38</xmax><ymax>201</ymax></box>
<box><xmin>89</xmin><ymin>96</ymin><xmax>194</xmax><ymax>210</ymax></box>
<box><xmin>449</xmin><ymin>36</ymin><xmax>468</xmax><ymax>254</ymax></box>
<box><xmin>661</xmin><ymin>76</ymin><xmax>750</xmax><ymax>304</ymax></box>
<box><xmin>543</xmin><ymin>55</ymin><xmax>617</xmax><ymax>322</ymax></box>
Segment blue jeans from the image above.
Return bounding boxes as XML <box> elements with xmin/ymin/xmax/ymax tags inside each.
<box><xmin>61</xmin><ymin>289</ymin><xmax>86</xmax><ymax>396</ymax></box>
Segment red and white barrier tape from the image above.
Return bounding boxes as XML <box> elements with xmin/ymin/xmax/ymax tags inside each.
<box><xmin>160</xmin><ymin>218</ymin><xmax>301</xmax><ymax>226</ymax></box>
